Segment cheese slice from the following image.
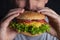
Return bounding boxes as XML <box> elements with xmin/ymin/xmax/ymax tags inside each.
<box><xmin>24</xmin><ymin>22</ymin><xmax>45</xmax><ymax>27</ymax></box>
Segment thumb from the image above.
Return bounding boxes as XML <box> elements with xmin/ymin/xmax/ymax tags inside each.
<box><xmin>1</xmin><ymin>13</ymin><xmax>19</xmax><ymax>28</ymax></box>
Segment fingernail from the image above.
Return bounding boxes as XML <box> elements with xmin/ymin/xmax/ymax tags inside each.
<box><xmin>15</xmin><ymin>13</ymin><xmax>19</xmax><ymax>15</ymax></box>
<box><xmin>38</xmin><ymin>11</ymin><xmax>40</xmax><ymax>13</ymax></box>
<box><xmin>17</xmin><ymin>13</ymin><xmax>20</xmax><ymax>15</ymax></box>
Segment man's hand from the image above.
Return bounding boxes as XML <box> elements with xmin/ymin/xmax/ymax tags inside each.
<box><xmin>0</xmin><ymin>8</ymin><xmax>24</xmax><ymax>40</ymax></box>
<box><xmin>37</xmin><ymin>7</ymin><xmax>60</xmax><ymax>39</ymax></box>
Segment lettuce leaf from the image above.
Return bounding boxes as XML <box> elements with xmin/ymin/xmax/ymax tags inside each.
<box><xmin>10</xmin><ymin>22</ymin><xmax>50</xmax><ymax>35</ymax></box>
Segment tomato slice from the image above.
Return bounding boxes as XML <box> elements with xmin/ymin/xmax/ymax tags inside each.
<box><xmin>17</xmin><ymin>19</ymin><xmax>47</xmax><ymax>23</ymax></box>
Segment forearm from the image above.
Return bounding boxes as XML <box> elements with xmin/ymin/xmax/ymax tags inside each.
<box><xmin>57</xmin><ymin>22</ymin><xmax>60</xmax><ymax>40</ymax></box>
<box><xmin>57</xmin><ymin>16</ymin><xmax>60</xmax><ymax>32</ymax></box>
<box><xmin>57</xmin><ymin>17</ymin><xmax>60</xmax><ymax>40</ymax></box>
<box><xmin>58</xmin><ymin>20</ymin><xmax>60</xmax><ymax>31</ymax></box>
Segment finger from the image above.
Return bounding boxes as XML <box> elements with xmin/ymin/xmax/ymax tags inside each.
<box><xmin>38</xmin><ymin>10</ymin><xmax>55</xmax><ymax>17</ymax></box>
<box><xmin>37</xmin><ymin>8</ymin><xmax>59</xmax><ymax>19</ymax></box>
<box><xmin>1</xmin><ymin>10</ymin><xmax>20</xmax><ymax>22</ymax></box>
<box><xmin>42</xmin><ymin>12</ymin><xmax>59</xmax><ymax>19</ymax></box>
<box><xmin>9</xmin><ymin>8</ymin><xmax>24</xmax><ymax>13</ymax></box>
<box><xmin>2</xmin><ymin>9</ymin><xmax>25</xmax><ymax>21</ymax></box>
<box><xmin>1</xmin><ymin>13</ymin><xmax>19</xmax><ymax>28</ymax></box>
<box><xmin>9</xmin><ymin>8</ymin><xmax>20</xmax><ymax>13</ymax></box>
<box><xmin>9</xmin><ymin>8</ymin><xmax>25</xmax><ymax>14</ymax></box>
<box><xmin>5</xmin><ymin>8</ymin><xmax>25</xmax><ymax>18</ymax></box>
<box><xmin>46</xmin><ymin>7</ymin><xmax>58</xmax><ymax>16</ymax></box>
<box><xmin>38</xmin><ymin>8</ymin><xmax>58</xmax><ymax>16</ymax></box>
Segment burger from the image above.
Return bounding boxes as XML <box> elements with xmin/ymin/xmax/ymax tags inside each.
<box><xmin>10</xmin><ymin>11</ymin><xmax>50</xmax><ymax>36</ymax></box>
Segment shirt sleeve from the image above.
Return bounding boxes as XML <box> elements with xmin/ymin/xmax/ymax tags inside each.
<box><xmin>45</xmin><ymin>17</ymin><xmax>49</xmax><ymax>23</ymax></box>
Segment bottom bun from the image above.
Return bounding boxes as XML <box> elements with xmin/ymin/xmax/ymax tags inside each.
<box><xmin>20</xmin><ymin>32</ymin><xmax>43</xmax><ymax>36</ymax></box>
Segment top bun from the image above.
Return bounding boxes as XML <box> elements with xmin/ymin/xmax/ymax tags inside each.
<box><xmin>16</xmin><ymin>11</ymin><xmax>46</xmax><ymax>20</ymax></box>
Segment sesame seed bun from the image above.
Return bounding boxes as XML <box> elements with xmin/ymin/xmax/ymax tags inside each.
<box><xmin>16</xmin><ymin>11</ymin><xmax>46</xmax><ymax>20</ymax></box>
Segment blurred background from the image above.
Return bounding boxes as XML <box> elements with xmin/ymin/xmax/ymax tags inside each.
<box><xmin>0</xmin><ymin>0</ymin><xmax>60</xmax><ymax>21</ymax></box>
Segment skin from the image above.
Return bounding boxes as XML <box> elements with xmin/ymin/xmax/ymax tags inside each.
<box><xmin>38</xmin><ymin>8</ymin><xmax>60</xmax><ymax>39</ymax></box>
<box><xmin>0</xmin><ymin>9</ymin><xmax>25</xmax><ymax>40</ymax></box>
<box><xmin>15</xmin><ymin>0</ymin><xmax>26</xmax><ymax>8</ymax></box>
<box><xmin>0</xmin><ymin>0</ymin><xmax>60</xmax><ymax>40</ymax></box>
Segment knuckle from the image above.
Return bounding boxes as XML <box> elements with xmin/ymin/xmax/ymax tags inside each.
<box><xmin>8</xmin><ymin>8</ymin><xmax>18</xmax><ymax>13</ymax></box>
<box><xmin>8</xmin><ymin>9</ymin><xmax>14</xmax><ymax>13</ymax></box>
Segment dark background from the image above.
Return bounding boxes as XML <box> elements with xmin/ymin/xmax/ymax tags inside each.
<box><xmin>0</xmin><ymin>0</ymin><xmax>60</xmax><ymax>21</ymax></box>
